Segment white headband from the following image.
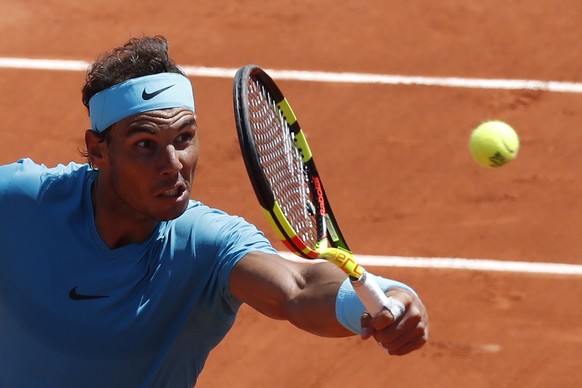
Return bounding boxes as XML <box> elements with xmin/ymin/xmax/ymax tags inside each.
<box><xmin>88</xmin><ymin>73</ymin><xmax>195</xmax><ymax>133</ymax></box>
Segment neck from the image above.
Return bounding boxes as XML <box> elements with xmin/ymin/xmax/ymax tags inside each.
<box><xmin>91</xmin><ymin>176</ymin><xmax>158</xmax><ymax>249</ymax></box>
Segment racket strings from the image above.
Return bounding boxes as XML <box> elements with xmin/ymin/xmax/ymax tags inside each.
<box><xmin>247</xmin><ymin>79</ymin><xmax>319</xmax><ymax>249</ymax></box>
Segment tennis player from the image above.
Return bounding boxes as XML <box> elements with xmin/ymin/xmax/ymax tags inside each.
<box><xmin>0</xmin><ymin>35</ymin><xmax>428</xmax><ymax>387</ymax></box>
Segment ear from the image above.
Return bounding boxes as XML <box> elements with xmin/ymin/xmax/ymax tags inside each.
<box><xmin>84</xmin><ymin>129</ymin><xmax>108</xmax><ymax>169</ymax></box>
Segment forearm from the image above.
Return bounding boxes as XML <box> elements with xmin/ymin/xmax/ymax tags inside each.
<box><xmin>288</xmin><ymin>263</ymin><xmax>429</xmax><ymax>355</ymax></box>
<box><xmin>285</xmin><ymin>261</ymin><xmax>355</xmax><ymax>337</ymax></box>
<box><xmin>230</xmin><ymin>252</ymin><xmax>353</xmax><ymax>337</ymax></box>
<box><xmin>230</xmin><ymin>252</ymin><xmax>426</xmax><ymax>345</ymax></box>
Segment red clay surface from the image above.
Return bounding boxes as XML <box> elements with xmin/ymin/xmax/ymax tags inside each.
<box><xmin>2</xmin><ymin>1</ymin><xmax>582</xmax><ymax>387</ymax></box>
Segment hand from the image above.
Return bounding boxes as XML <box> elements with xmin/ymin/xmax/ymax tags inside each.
<box><xmin>360</xmin><ymin>287</ymin><xmax>429</xmax><ymax>355</ymax></box>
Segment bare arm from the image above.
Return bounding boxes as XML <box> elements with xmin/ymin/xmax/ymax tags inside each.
<box><xmin>230</xmin><ymin>251</ymin><xmax>353</xmax><ymax>337</ymax></box>
<box><xmin>230</xmin><ymin>251</ymin><xmax>429</xmax><ymax>355</ymax></box>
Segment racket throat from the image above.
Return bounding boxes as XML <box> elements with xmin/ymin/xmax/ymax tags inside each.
<box><xmin>317</xmin><ymin>246</ymin><xmax>364</xmax><ymax>279</ymax></box>
<box><xmin>315</xmin><ymin>235</ymin><xmax>330</xmax><ymax>252</ymax></box>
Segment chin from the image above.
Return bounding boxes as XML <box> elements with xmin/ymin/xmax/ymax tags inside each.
<box><xmin>156</xmin><ymin>200</ymin><xmax>190</xmax><ymax>221</ymax></box>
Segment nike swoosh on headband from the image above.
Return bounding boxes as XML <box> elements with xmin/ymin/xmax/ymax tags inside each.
<box><xmin>142</xmin><ymin>84</ymin><xmax>175</xmax><ymax>100</ymax></box>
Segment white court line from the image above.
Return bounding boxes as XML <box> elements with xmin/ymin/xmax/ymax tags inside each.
<box><xmin>279</xmin><ymin>252</ymin><xmax>582</xmax><ymax>276</ymax></box>
<box><xmin>0</xmin><ymin>57</ymin><xmax>89</xmax><ymax>71</ymax></box>
<box><xmin>2</xmin><ymin>57</ymin><xmax>582</xmax><ymax>93</ymax></box>
<box><xmin>2</xmin><ymin>56</ymin><xmax>582</xmax><ymax>275</ymax></box>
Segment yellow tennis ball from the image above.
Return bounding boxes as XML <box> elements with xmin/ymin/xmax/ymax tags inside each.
<box><xmin>469</xmin><ymin>120</ymin><xmax>520</xmax><ymax>168</ymax></box>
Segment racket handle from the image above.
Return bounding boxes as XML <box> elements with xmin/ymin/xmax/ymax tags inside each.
<box><xmin>351</xmin><ymin>270</ymin><xmax>405</xmax><ymax>319</ymax></box>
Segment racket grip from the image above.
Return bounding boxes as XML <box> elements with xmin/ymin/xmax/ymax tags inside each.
<box><xmin>350</xmin><ymin>270</ymin><xmax>405</xmax><ymax>319</ymax></box>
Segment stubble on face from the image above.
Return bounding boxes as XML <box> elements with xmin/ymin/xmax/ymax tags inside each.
<box><xmin>93</xmin><ymin>108</ymin><xmax>199</xmax><ymax>241</ymax></box>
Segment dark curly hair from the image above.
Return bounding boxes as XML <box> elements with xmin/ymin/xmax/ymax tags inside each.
<box><xmin>81</xmin><ymin>35</ymin><xmax>185</xmax><ymax>112</ymax></box>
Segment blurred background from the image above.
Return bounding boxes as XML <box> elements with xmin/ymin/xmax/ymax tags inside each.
<box><xmin>1</xmin><ymin>1</ymin><xmax>581</xmax><ymax>386</ymax></box>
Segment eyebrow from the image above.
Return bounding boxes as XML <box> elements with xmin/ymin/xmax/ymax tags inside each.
<box><xmin>124</xmin><ymin>118</ymin><xmax>197</xmax><ymax>137</ymax></box>
<box><xmin>181</xmin><ymin>118</ymin><xmax>197</xmax><ymax>130</ymax></box>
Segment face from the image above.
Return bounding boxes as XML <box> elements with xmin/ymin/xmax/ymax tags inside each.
<box><xmin>92</xmin><ymin>107</ymin><xmax>199</xmax><ymax>222</ymax></box>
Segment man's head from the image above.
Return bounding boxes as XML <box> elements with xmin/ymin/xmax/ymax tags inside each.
<box><xmin>83</xmin><ymin>36</ymin><xmax>199</xmax><ymax>223</ymax></box>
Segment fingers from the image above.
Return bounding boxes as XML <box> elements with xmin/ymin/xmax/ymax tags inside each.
<box><xmin>379</xmin><ymin>318</ymin><xmax>429</xmax><ymax>355</ymax></box>
<box><xmin>360</xmin><ymin>289</ymin><xmax>430</xmax><ymax>355</ymax></box>
<box><xmin>389</xmin><ymin>334</ymin><xmax>428</xmax><ymax>355</ymax></box>
<box><xmin>360</xmin><ymin>308</ymin><xmax>397</xmax><ymax>340</ymax></box>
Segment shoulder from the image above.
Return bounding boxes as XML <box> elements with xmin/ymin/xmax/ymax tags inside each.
<box><xmin>0</xmin><ymin>158</ymin><xmax>91</xmax><ymax>180</ymax></box>
<box><xmin>173</xmin><ymin>201</ymin><xmax>259</xmax><ymax>236</ymax></box>
<box><xmin>170</xmin><ymin>201</ymin><xmax>276</xmax><ymax>252</ymax></box>
<box><xmin>0</xmin><ymin>158</ymin><xmax>93</xmax><ymax>198</ymax></box>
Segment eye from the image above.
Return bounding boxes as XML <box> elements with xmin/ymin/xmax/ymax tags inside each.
<box><xmin>176</xmin><ymin>133</ymin><xmax>194</xmax><ymax>143</ymax></box>
<box><xmin>136</xmin><ymin>139</ymin><xmax>155</xmax><ymax>149</ymax></box>
<box><xmin>174</xmin><ymin>131</ymin><xmax>196</xmax><ymax>149</ymax></box>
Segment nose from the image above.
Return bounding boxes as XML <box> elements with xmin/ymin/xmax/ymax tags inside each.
<box><xmin>159</xmin><ymin>144</ymin><xmax>183</xmax><ymax>175</ymax></box>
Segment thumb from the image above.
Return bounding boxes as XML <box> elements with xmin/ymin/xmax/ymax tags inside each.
<box><xmin>360</xmin><ymin>312</ymin><xmax>374</xmax><ymax>340</ymax></box>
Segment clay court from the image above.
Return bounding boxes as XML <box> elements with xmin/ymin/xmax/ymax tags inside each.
<box><xmin>1</xmin><ymin>1</ymin><xmax>582</xmax><ymax>387</ymax></box>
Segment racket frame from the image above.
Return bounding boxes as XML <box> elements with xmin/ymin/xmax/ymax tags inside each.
<box><xmin>233</xmin><ymin>64</ymin><xmax>404</xmax><ymax>318</ymax></box>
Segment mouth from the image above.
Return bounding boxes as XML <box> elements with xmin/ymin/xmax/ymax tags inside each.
<box><xmin>161</xmin><ymin>187</ymin><xmax>182</xmax><ymax>197</ymax></box>
<box><xmin>157</xmin><ymin>183</ymin><xmax>188</xmax><ymax>199</ymax></box>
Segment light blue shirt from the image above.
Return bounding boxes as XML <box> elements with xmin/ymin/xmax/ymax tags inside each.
<box><xmin>0</xmin><ymin>159</ymin><xmax>276</xmax><ymax>387</ymax></box>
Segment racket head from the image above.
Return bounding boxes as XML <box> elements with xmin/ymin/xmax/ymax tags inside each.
<box><xmin>233</xmin><ymin>65</ymin><xmax>349</xmax><ymax>260</ymax></box>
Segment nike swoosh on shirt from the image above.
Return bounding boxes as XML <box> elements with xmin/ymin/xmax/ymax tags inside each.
<box><xmin>68</xmin><ymin>287</ymin><xmax>109</xmax><ymax>301</ymax></box>
<box><xmin>141</xmin><ymin>84</ymin><xmax>175</xmax><ymax>100</ymax></box>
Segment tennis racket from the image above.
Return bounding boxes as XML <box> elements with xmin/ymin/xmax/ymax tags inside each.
<box><xmin>233</xmin><ymin>64</ymin><xmax>404</xmax><ymax>320</ymax></box>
